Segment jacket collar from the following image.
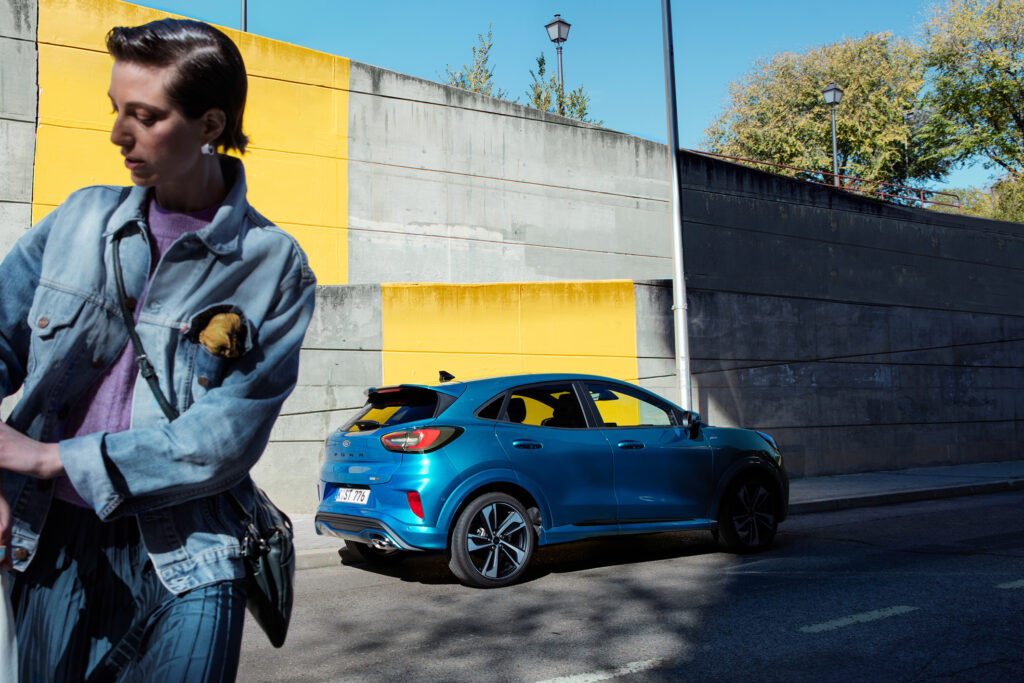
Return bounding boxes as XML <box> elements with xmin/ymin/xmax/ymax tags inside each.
<box><xmin>103</xmin><ymin>156</ymin><xmax>249</xmax><ymax>256</ymax></box>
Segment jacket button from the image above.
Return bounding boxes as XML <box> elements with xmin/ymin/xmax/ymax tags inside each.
<box><xmin>57</xmin><ymin>404</ymin><xmax>70</xmax><ymax>419</ymax></box>
<box><xmin>12</xmin><ymin>547</ymin><xmax>28</xmax><ymax>562</ymax></box>
<box><xmin>37</xmin><ymin>317</ymin><xmax>49</xmax><ymax>329</ymax></box>
<box><xmin>197</xmin><ymin>376</ymin><xmax>211</xmax><ymax>388</ymax></box>
<box><xmin>91</xmin><ymin>358</ymin><xmax>105</xmax><ymax>369</ymax></box>
<box><xmin>125</xmin><ymin>297</ymin><xmax>137</xmax><ymax>312</ymax></box>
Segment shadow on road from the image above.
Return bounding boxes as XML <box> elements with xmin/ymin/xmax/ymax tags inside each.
<box><xmin>338</xmin><ymin>529</ymin><xmax>734</xmax><ymax>586</ymax></box>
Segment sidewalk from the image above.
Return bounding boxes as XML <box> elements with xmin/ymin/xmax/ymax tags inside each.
<box><xmin>293</xmin><ymin>459</ymin><xmax>1024</xmax><ymax>571</ymax></box>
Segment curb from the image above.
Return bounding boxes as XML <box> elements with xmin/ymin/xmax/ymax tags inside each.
<box><xmin>297</xmin><ymin>547</ymin><xmax>342</xmax><ymax>571</ymax></box>
<box><xmin>789</xmin><ymin>478</ymin><xmax>1024</xmax><ymax>515</ymax></box>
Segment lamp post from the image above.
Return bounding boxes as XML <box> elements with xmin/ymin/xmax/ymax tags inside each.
<box><xmin>240</xmin><ymin>0</ymin><xmax>246</xmax><ymax>31</ymax></box>
<box><xmin>822</xmin><ymin>82</ymin><xmax>843</xmax><ymax>186</ymax></box>
<box><xmin>545</xmin><ymin>14</ymin><xmax>571</xmax><ymax>89</ymax></box>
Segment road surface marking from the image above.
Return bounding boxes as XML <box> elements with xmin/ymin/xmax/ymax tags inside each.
<box><xmin>799</xmin><ymin>606</ymin><xmax>919</xmax><ymax>634</ymax></box>
<box><xmin>996</xmin><ymin>579</ymin><xmax>1024</xmax><ymax>589</ymax></box>
<box><xmin>536</xmin><ymin>658</ymin><xmax>673</xmax><ymax>683</ymax></box>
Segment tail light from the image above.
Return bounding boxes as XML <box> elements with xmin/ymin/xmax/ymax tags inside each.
<box><xmin>406</xmin><ymin>491</ymin><xmax>424</xmax><ymax>518</ymax></box>
<box><xmin>380</xmin><ymin>426</ymin><xmax>463</xmax><ymax>453</ymax></box>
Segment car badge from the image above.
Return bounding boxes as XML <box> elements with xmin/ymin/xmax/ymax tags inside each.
<box><xmin>342</xmin><ymin>440</ymin><xmax>351</xmax><ymax>448</ymax></box>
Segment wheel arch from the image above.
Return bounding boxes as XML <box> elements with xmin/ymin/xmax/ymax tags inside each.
<box><xmin>435</xmin><ymin>471</ymin><xmax>549</xmax><ymax>546</ymax></box>
<box><xmin>712</xmin><ymin>454</ymin><xmax>787</xmax><ymax>521</ymax></box>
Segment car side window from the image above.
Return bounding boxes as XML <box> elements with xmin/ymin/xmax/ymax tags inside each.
<box><xmin>585</xmin><ymin>382</ymin><xmax>674</xmax><ymax>427</ymax></box>
<box><xmin>501</xmin><ymin>383</ymin><xmax>587</xmax><ymax>428</ymax></box>
<box><xmin>476</xmin><ymin>395</ymin><xmax>504</xmax><ymax>420</ymax></box>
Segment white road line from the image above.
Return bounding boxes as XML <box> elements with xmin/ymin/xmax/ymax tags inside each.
<box><xmin>799</xmin><ymin>606</ymin><xmax>920</xmax><ymax>634</ymax></box>
<box><xmin>996</xmin><ymin>579</ymin><xmax>1024</xmax><ymax>589</ymax></box>
<box><xmin>535</xmin><ymin>658</ymin><xmax>673</xmax><ymax>683</ymax></box>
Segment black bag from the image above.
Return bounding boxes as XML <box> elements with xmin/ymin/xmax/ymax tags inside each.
<box><xmin>232</xmin><ymin>487</ymin><xmax>296</xmax><ymax>648</ymax></box>
<box><xmin>112</xmin><ymin>231</ymin><xmax>295</xmax><ymax>648</ymax></box>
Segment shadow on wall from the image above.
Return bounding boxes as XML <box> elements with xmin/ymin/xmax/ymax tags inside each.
<box><xmin>660</xmin><ymin>286</ymin><xmax>1024</xmax><ymax>479</ymax></box>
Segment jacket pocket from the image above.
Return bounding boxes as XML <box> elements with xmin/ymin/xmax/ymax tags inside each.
<box><xmin>26</xmin><ymin>288</ymin><xmax>88</xmax><ymax>377</ymax></box>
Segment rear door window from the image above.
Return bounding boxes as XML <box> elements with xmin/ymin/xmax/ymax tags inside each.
<box><xmin>501</xmin><ymin>383</ymin><xmax>588</xmax><ymax>428</ymax></box>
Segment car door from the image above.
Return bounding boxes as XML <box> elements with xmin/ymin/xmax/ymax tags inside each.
<box><xmin>492</xmin><ymin>381</ymin><xmax>617</xmax><ymax>529</ymax></box>
<box><xmin>582</xmin><ymin>380</ymin><xmax>713</xmax><ymax>523</ymax></box>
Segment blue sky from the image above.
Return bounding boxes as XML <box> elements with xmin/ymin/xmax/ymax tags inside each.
<box><xmin>133</xmin><ymin>0</ymin><xmax>992</xmax><ymax>190</ymax></box>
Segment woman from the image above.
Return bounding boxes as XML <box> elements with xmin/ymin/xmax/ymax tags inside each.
<box><xmin>0</xmin><ymin>19</ymin><xmax>315</xmax><ymax>680</ymax></box>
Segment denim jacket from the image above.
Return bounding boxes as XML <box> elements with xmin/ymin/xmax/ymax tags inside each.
<box><xmin>0</xmin><ymin>158</ymin><xmax>316</xmax><ymax>593</ymax></box>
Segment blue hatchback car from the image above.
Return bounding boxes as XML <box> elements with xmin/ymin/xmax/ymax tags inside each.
<box><xmin>315</xmin><ymin>373</ymin><xmax>788</xmax><ymax>587</ymax></box>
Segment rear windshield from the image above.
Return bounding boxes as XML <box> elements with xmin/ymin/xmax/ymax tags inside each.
<box><xmin>342</xmin><ymin>387</ymin><xmax>449</xmax><ymax>432</ymax></box>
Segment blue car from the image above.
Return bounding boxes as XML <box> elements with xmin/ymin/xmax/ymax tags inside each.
<box><xmin>315</xmin><ymin>373</ymin><xmax>788</xmax><ymax>587</ymax></box>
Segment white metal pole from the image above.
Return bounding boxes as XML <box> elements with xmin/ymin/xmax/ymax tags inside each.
<box><xmin>241</xmin><ymin>0</ymin><xmax>247</xmax><ymax>31</ymax></box>
<box><xmin>831</xmin><ymin>105</ymin><xmax>839</xmax><ymax>186</ymax></box>
<box><xmin>661</xmin><ymin>0</ymin><xmax>691</xmax><ymax>410</ymax></box>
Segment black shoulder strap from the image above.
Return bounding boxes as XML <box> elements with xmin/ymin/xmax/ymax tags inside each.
<box><xmin>111</xmin><ymin>231</ymin><xmax>180</xmax><ymax>423</ymax></box>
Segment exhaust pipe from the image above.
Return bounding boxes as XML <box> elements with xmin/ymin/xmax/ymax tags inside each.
<box><xmin>370</xmin><ymin>535</ymin><xmax>398</xmax><ymax>551</ymax></box>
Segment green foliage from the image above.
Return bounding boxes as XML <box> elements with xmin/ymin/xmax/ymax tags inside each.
<box><xmin>924</xmin><ymin>0</ymin><xmax>1024</xmax><ymax>179</ymax></box>
<box><xmin>441</xmin><ymin>25</ymin><xmax>510</xmax><ymax>100</ymax></box>
<box><xmin>935</xmin><ymin>175</ymin><xmax>1024</xmax><ymax>221</ymax></box>
<box><xmin>526</xmin><ymin>53</ymin><xmax>602</xmax><ymax>125</ymax></box>
<box><xmin>703</xmin><ymin>32</ymin><xmax>953</xmax><ymax>190</ymax></box>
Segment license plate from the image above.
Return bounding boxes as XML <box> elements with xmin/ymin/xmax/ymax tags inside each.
<box><xmin>336</xmin><ymin>487</ymin><xmax>370</xmax><ymax>505</ymax></box>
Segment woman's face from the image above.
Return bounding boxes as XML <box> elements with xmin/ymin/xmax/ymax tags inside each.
<box><xmin>108</xmin><ymin>60</ymin><xmax>217</xmax><ymax>193</ymax></box>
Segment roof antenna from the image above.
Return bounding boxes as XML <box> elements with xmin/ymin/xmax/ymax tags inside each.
<box><xmin>439</xmin><ymin>370</ymin><xmax>455</xmax><ymax>383</ymax></box>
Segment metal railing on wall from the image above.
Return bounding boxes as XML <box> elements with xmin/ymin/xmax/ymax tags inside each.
<box><xmin>687</xmin><ymin>149</ymin><xmax>962</xmax><ymax>213</ymax></box>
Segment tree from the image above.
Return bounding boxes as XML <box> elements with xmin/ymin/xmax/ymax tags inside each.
<box><xmin>703</xmin><ymin>33</ymin><xmax>952</xmax><ymax>190</ymax></box>
<box><xmin>526</xmin><ymin>53</ymin><xmax>602</xmax><ymax>125</ymax></box>
<box><xmin>924</xmin><ymin>0</ymin><xmax>1024</xmax><ymax>180</ymax></box>
<box><xmin>441</xmin><ymin>25</ymin><xmax>509</xmax><ymax>100</ymax></box>
<box><xmin>936</xmin><ymin>177</ymin><xmax>1024</xmax><ymax>221</ymax></box>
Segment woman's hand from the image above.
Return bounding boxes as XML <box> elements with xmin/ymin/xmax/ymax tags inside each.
<box><xmin>0</xmin><ymin>422</ymin><xmax>63</xmax><ymax>479</ymax></box>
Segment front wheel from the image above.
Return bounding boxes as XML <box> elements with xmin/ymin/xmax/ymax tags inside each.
<box><xmin>448</xmin><ymin>492</ymin><xmax>536</xmax><ymax>588</ymax></box>
<box><xmin>717</xmin><ymin>476</ymin><xmax>779</xmax><ymax>553</ymax></box>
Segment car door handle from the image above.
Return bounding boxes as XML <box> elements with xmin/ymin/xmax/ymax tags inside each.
<box><xmin>512</xmin><ymin>439</ymin><xmax>542</xmax><ymax>450</ymax></box>
<box><xmin>616</xmin><ymin>440</ymin><xmax>645</xmax><ymax>450</ymax></box>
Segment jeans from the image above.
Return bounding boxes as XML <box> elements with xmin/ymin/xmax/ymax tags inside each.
<box><xmin>10</xmin><ymin>500</ymin><xmax>247</xmax><ymax>682</ymax></box>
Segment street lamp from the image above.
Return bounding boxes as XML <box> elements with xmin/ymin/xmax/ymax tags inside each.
<box><xmin>545</xmin><ymin>14</ymin><xmax>571</xmax><ymax>89</ymax></box>
<box><xmin>822</xmin><ymin>82</ymin><xmax>843</xmax><ymax>187</ymax></box>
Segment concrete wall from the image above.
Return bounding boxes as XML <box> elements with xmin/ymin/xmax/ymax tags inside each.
<box><xmin>345</xmin><ymin>63</ymin><xmax>673</xmax><ymax>284</ymax></box>
<box><xmin>0</xmin><ymin>0</ymin><xmax>36</xmax><ymax>256</ymax></box>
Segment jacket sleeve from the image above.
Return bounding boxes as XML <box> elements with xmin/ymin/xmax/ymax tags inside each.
<box><xmin>58</xmin><ymin>247</ymin><xmax>317</xmax><ymax>519</ymax></box>
<box><xmin>0</xmin><ymin>209</ymin><xmax>57</xmax><ymax>399</ymax></box>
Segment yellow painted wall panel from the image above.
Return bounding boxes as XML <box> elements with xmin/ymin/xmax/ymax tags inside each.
<box><xmin>37</xmin><ymin>44</ymin><xmax>114</xmax><ymax>131</ymax></box>
<box><xmin>38</xmin><ymin>0</ymin><xmax>168</xmax><ymax>50</ymax></box>
<box><xmin>237</xmin><ymin>32</ymin><xmax>335</xmax><ymax>88</ymax></box>
<box><xmin>381</xmin><ymin>281</ymin><xmax>639</xmax><ymax>387</ymax></box>
<box><xmin>33</xmin><ymin>0</ymin><xmax>352</xmax><ymax>284</ymax></box>
<box><xmin>32</xmin><ymin>124</ymin><xmax>127</xmax><ymax>209</ymax></box>
<box><xmin>279</xmin><ymin>223</ymin><xmax>347</xmax><ymax>285</ymax></box>
<box><xmin>382</xmin><ymin>284</ymin><xmax>522</xmax><ymax>355</ymax></box>
<box><xmin>242</xmin><ymin>149</ymin><xmax>340</xmax><ymax>228</ymax></box>
<box><xmin>520</xmin><ymin>281</ymin><xmax>636</xmax><ymax>358</ymax></box>
<box><xmin>382</xmin><ymin>352</ymin><xmax>524</xmax><ymax>386</ymax></box>
<box><xmin>246</xmin><ymin>77</ymin><xmax>339</xmax><ymax>156</ymax></box>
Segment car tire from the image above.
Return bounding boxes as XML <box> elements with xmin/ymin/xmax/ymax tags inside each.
<box><xmin>448</xmin><ymin>492</ymin><xmax>536</xmax><ymax>588</ymax></box>
<box><xmin>344</xmin><ymin>540</ymin><xmax>406</xmax><ymax>565</ymax></box>
<box><xmin>717</xmin><ymin>475</ymin><xmax>779</xmax><ymax>553</ymax></box>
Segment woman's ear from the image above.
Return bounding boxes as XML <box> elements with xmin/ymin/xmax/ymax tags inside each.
<box><xmin>201</xmin><ymin>108</ymin><xmax>227</xmax><ymax>147</ymax></box>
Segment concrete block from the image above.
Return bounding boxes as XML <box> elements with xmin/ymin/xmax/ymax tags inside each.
<box><xmin>0</xmin><ymin>118</ymin><xmax>35</xmax><ymax>203</ymax></box>
<box><xmin>0</xmin><ymin>0</ymin><xmax>35</xmax><ymax>40</ymax></box>
<box><xmin>0</xmin><ymin>200</ymin><xmax>30</xmax><ymax>255</ymax></box>
<box><xmin>0</xmin><ymin>35</ymin><xmax>36</xmax><ymax>121</ymax></box>
<box><xmin>251</xmin><ymin>440</ymin><xmax>321</xmax><ymax>514</ymax></box>
<box><xmin>304</xmin><ymin>285</ymin><xmax>381</xmax><ymax>350</ymax></box>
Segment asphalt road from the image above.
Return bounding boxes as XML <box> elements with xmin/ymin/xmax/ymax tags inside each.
<box><xmin>238</xmin><ymin>491</ymin><xmax>1024</xmax><ymax>682</ymax></box>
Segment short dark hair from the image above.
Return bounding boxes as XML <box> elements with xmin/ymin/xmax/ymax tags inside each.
<box><xmin>106</xmin><ymin>19</ymin><xmax>249</xmax><ymax>153</ymax></box>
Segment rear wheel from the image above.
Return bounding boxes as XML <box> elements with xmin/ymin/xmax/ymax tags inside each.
<box><xmin>343</xmin><ymin>540</ymin><xmax>405</xmax><ymax>565</ymax></box>
<box><xmin>448</xmin><ymin>492</ymin><xmax>535</xmax><ymax>588</ymax></box>
<box><xmin>717</xmin><ymin>476</ymin><xmax>779</xmax><ymax>553</ymax></box>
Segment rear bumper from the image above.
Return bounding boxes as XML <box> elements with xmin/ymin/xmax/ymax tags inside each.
<box><xmin>314</xmin><ymin>510</ymin><xmax>448</xmax><ymax>551</ymax></box>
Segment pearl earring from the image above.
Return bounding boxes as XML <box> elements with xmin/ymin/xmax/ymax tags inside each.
<box><xmin>201</xmin><ymin>143</ymin><xmax>215</xmax><ymax>156</ymax></box>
